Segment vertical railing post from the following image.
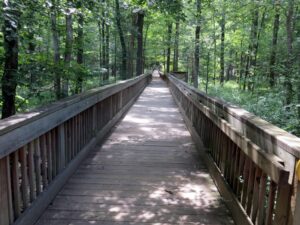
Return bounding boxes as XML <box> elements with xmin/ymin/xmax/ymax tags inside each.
<box><xmin>92</xmin><ymin>105</ymin><xmax>97</xmax><ymax>135</ymax></box>
<box><xmin>274</xmin><ymin>171</ymin><xmax>292</xmax><ymax>225</ymax></box>
<box><xmin>58</xmin><ymin>124</ymin><xmax>66</xmax><ymax>172</ymax></box>
<box><xmin>0</xmin><ymin>156</ymin><xmax>13</xmax><ymax>225</ymax></box>
<box><xmin>293</xmin><ymin>161</ymin><xmax>300</xmax><ymax>225</ymax></box>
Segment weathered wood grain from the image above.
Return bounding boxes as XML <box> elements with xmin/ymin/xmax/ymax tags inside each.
<box><xmin>36</xmin><ymin>77</ymin><xmax>234</xmax><ymax>225</ymax></box>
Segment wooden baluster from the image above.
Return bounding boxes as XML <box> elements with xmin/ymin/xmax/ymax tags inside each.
<box><xmin>232</xmin><ymin>147</ymin><xmax>241</xmax><ymax>192</ymax></box>
<box><xmin>28</xmin><ymin>142</ymin><xmax>36</xmax><ymax>202</ymax></box>
<box><xmin>235</xmin><ymin>151</ymin><xmax>245</xmax><ymax>197</ymax></box>
<box><xmin>58</xmin><ymin>124</ymin><xmax>66</xmax><ymax>172</ymax></box>
<box><xmin>93</xmin><ymin>105</ymin><xmax>97</xmax><ymax>135</ymax></box>
<box><xmin>241</xmin><ymin>157</ymin><xmax>250</xmax><ymax>207</ymax></box>
<box><xmin>230</xmin><ymin>145</ymin><xmax>239</xmax><ymax>186</ymax></box>
<box><xmin>52</xmin><ymin>129</ymin><xmax>57</xmax><ymax>177</ymax></box>
<box><xmin>76</xmin><ymin>115</ymin><xmax>80</xmax><ymax>154</ymax></box>
<box><xmin>246</xmin><ymin>161</ymin><xmax>256</xmax><ymax>215</ymax></box>
<box><xmin>70</xmin><ymin>117</ymin><xmax>76</xmax><ymax>159</ymax></box>
<box><xmin>0</xmin><ymin>156</ymin><xmax>13</xmax><ymax>225</ymax></box>
<box><xmin>250</xmin><ymin>167</ymin><xmax>262</xmax><ymax>222</ymax></box>
<box><xmin>46</xmin><ymin>132</ymin><xmax>53</xmax><ymax>183</ymax></box>
<box><xmin>65</xmin><ymin>121</ymin><xmax>70</xmax><ymax>163</ymax></box>
<box><xmin>34</xmin><ymin>138</ymin><xmax>42</xmax><ymax>195</ymax></box>
<box><xmin>274</xmin><ymin>171</ymin><xmax>292</xmax><ymax>225</ymax></box>
<box><xmin>265</xmin><ymin>181</ymin><xmax>277</xmax><ymax>225</ymax></box>
<box><xmin>19</xmin><ymin>146</ymin><xmax>29</xmax><ymax>210</ymax></box>
<box><xmin>12</xmin><ymin>151</ymin><xmax>21</xmax><ymax>218</ymax></box>
<box><xmin>256</xmin><ymin>173</ymin><xmax>267</xmax><ymax>225</ymax></box>
<box><xmin>40</xmin><ymin>134</ymin><xmax>48</xmax><ymax>189</ymax></box>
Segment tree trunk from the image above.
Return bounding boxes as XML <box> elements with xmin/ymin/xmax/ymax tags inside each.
<box><xmin>269</xmin><ymin>1</ymin><xmax>280</xmax><ymax>87</ymax></box>
<box><xmin>128</xmin><ymin>14</ymin><xmax>136</xmax><ymax>78</ymax></box>
<box><xmin>206</xmin><ymin>51</ymin><xmax>210</xmax><ymax>94</ymax></box>
<box><xmin>220</xmin><ymin>5</ymin><xmax>225</xmax><ymax>85</ymax></box>
<box><xmin>2</xmin><ymin>0</ymin><xmax>20</xmax><ymax>118</ymax></box>
<box><xmin>50</xmin><ymin>0</ymin><xmax>61</xmax><ymax>99</ymax></box>
<box><xmin>63</xmin><ymin>0</ymin><xmax>74</xmax><ymax>97</ymax></box>
<box><xmin>173</xmin><ymin>21</ymin><xmax>180</xmax><ymax>72</ymax></box>
<box><xmin>75</xmin><ymin>0</ymin><xmax>84</xmax><ymax>94</ymax></box>
<box><xmin>166</xmin><ymin>23</ymin><xmax>172</xmax><ymax>73</ymax></box>
<box><xmin>285</xmin><ymin>0</ymin><xmax>294</xmax><ymax>106</ymax></box>
<box><xmin>194</xmin><ymin>0</ymin><xmax>201</xmax><ymax>88</ymax></box>
<box><xmin>98</xmin><ymin>20</ymin><xmax>103</xmax><ymax>85</ymax></box>
<box><xmin>106</xmin><ymin>23</ymin><xmax>110</xmax><ymax>79</ymax></box>
<box><xmin>213</xmin><ymin>8</ymin><xmax>217</xmax><ymax>85</ymax></box>
<box><xmin>143</xmin><ymin>23</ymin><xmax>150</xmax><ymax>72</ymax></box>
<box><xmin>244</xmin><ymin>1</ymin><xmax>259</xmax><ymax>91</ymax></box>
<box><xmin>136</xmin><ymin>10</ymin><xmax>144</xmax><ymax>76</ymax></box>
<box><xmin>115</xmin><ymin>0</ymin><xmax>127</xmax><ymax>79</ymax></box>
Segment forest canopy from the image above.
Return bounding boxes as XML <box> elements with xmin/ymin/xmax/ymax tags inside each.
<box><xmin>1</xmin><ymin>0</ymin><xmax>300</xmax><ymax>135</ymax></box>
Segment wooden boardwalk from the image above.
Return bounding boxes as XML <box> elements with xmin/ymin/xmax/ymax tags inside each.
<box><xmin>36</xmin><ymin>75</ymin><xmax>234</xmax><ymax>225</ymax></box>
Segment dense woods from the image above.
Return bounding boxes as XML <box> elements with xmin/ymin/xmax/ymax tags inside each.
<box><xmin>1</xmin><ymin>0</ymin><xmax>300</xmax><ymax>135</ymax></box>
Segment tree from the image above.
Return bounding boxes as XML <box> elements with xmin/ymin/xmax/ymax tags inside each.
<box><xmin>115</xmin><ymin>0</ymin><xmax>127</xmax><ymax>79</ymax></box>
<box><xmin>1</xmin><ymin>0</ymin><xmax>21</xmax><ymax>118</ymax></box>
<box><xmin>135</xmin><ymin>9</ymin><xmax>145</xmax><ymax>76</ymax></box>
<box><xmin>193</xmin><ymin>0</ymin><xmax>201</xmax><ymax>88</ymax></box>
<box><xmin>63</xmin><ymin>0</ymin><xmax>74</xmax><ymax>97</ymax></box>
<box><xmin>166</xmin><ymin>23</ymin><xmax>172</xmax><ymax>73</ymax></box>
<box><xmin>284</xmin><ymin>0</ymin><xmax>294</xmax><ymax>105</ymax></box>
<box><xmin>75</xmin><ymin>0</ymin><xmax>84</xmax><ymax>94</ymax></box>
<box><xmin>219</xmin><ymin>1</ymin><xmax>225</xmax><ymax>85</ymax></box>
<box><xmin>173</xmin><ymin>20</ymin><xmax>180</xmax><ymax>71</ymax></box>
<box><xmin>269</xmin><ymin>0</ymin><xmax>280</xmax><ymax>87</ymax></box>
<box><xmin>50</xmin><ymin>0</ymin><xmax>61</xmax><ymax>99</ymax></box>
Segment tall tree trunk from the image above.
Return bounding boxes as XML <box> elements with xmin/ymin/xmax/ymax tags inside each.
<box><xmin>173</xmin><ymin>21</ymin><xmax>180</xmax><ymax>72</ymax></box>
<box><xmin>50</xmin><ymin>0</ymin><xmax>61</xmax><ymax>99</ymax></box>
<box><xmin>98</xmin><ymin>20</ymin><xmax>103</xmax><ymax>84</ymax></box>
<box><xmin>194</xmin><ymin>0</ymin><xmax>201</xmax><ymax>88</ymax></box>
<box><xmin>206</xmin><ymin>51</ymin><xmax>210</xmax><ymax>94</ymax></box>
<box><xmin>269</xmin><ymin>1</ymin><xmax>280</xmax><ymax>87</ymax></box>
<box><xmin>63</xmin><ymin>0</ymin><xmax>74</xmax><ymax>97</ymax></box>
<box><xmin>106</xmin><ymin>23</ymin><xmax>110</xmax><ymax>79</ymax></box>
<box><xmin>166</xmin><ymin>23</ymin><xmax>172</xmax><ymax>73</ymax></box>
<box><xmin>244</xmin><ymin>1</ymin><xmax>259</xmax><ymax>91</ymax></box>
<box><xmin>143</xmin><ymin>23</ymin><xmax>150</xmax><ymax>72</ymax></box>
<box><xmin>213</xmin><ymin>8</ymin><xmax>217</xmax><ymax>85</ymax></box>
<box><xmin>115</xmin><ymin>0</ymin><xmax>127</xmax><ymax>79</ymax></box>
<box><xmin>2</xmin><ymin>0</ymin><xmax>20</xmax><ymax>118</ymax></box>
<box><xmin>136</xmin><ymin>10</ymin><xmax>144</xmax><ymax>76</ymax></box>
<box><xmin>285</xmin><ymin>0</ymin><xmax>294</xmax><ymax>105</ymax></box>
<box><xmin>101</xmin><ymin>0</ymin><xmax>108</xmax><ymax>81</ymax></box>
<box><xmin>128</xmin><ymin>14</ymin><xmax>136</xmax><ymax>78</ymax></box>
<box><xmin>219</xmin><ymin>5</ymin><xmax>225</xmax><ymax>85</ymax></box>
<box><xmin>75</xmin><ymin>0</ymin><xmax>84</xmax><ymax>94</ymax></box>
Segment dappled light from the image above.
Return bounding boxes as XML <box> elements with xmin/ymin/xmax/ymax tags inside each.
<box><xmin>35</xmin><ymin>75</ymin><xmax>234</xmax><ymax>225</ymax></box>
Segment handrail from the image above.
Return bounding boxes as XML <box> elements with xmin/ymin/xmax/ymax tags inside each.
<box><xmin>167</xmin><ymin>74</ymin><xmax>297</xmax><ymax>225</ymax></box>
<box><xmin>0</xmin><ymin>74</ymin><xmax>152</xmax><ymax>225</ymax></box>
<box><xmin>167</xmin><ymin>75</ymin><xmax>299</xmax><ymax>183</ymax></box>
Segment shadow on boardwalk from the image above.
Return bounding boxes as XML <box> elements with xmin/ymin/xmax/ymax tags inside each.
<box><xmin>36</xmin><ymin>75</ymin><xmax>235</xmax><ymax>225</ymax></box>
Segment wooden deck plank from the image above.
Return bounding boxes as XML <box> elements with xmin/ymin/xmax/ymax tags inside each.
<box><xmin>36</xmin><ymin>76</ymin><xmax>234</xmax><ymax>225</ymax></box>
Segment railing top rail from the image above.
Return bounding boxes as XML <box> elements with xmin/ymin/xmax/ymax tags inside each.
<box><xmin>167</xmin><ymin>74</ymin><xmax>300</xmax><ymax>159</ymax></box>
<box><xmin>0</xmin><ymin>74</ymin><xmax>150</xmax><ymax>159</ymax></box>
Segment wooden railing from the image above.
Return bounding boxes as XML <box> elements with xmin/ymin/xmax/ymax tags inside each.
<box><xmin>167</xmin><ymin>74</ymin><xmax>300</xmax><ymax>225</ymax></box>
<box><xmin>0</xmin><ymin>74</ymin><xmax>152</xmax><ymax>225</ymax></box>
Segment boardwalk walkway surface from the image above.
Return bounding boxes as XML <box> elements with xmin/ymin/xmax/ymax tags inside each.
<box><xmin>36</xmin><ymin>73</ymin><xmax>234</xmax><ymax>225</ymax></box>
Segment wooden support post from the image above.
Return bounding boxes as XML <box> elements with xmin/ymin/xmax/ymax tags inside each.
<box><xmin>92</xmin><ymin>105</ymin><xmax>97</xmax><ymax>134</ymax></box>
<box><xmin>292</xmin><ymin>181</ymin><xmax>300</xmax><ymax>225</ymax></box>
<box><xmin>274</xmin><ymin>171</ymin><xmax>292</xmax><ymax>225</ymax></box>
<box><xmin>58</xmin><ymin>124</ymin><xmax>66</xmax><ymax>172</ymax></box>
<box><xmin>0</xmin><ymin>156</ymin><xmax>13</xmax><ymax>225</ymax></box>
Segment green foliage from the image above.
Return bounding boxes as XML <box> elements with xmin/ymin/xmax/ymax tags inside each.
<box><xmin>207</xmin><ymin>81</ymin><xmax>300</xmax><ymax>135</ymax></box>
